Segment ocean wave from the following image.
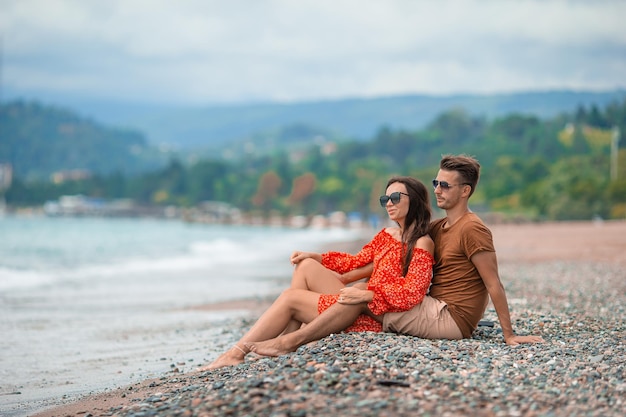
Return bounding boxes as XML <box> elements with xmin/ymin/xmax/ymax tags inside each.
<box><xmin>0</xmin><ymin>216</ymin><xmax>369</xmax><ymax>294</ymax></box>
<box><xmin>0</xmin><ymin>266</ymin><xmax>58</xmax><ymax>291</ymax></box>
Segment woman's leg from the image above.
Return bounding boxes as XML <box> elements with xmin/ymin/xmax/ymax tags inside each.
<box><xmin>283</xmin><ymin>258</ymin><xmax>345</xmax><ymax>333</ymax></box>
<box><xmin>246</xmin><ymin>301</ymin><xmax>368</xmax><ymax>357</ymax></box>
<box><xmin>290</xmin><ymin>258</ymin><xmax>344</xmax><ymax>292</ymax></box>
<box><xmin>200</xmin><ymin>288</ymin><xmax>321</xmax><ymax>370</ymax></box>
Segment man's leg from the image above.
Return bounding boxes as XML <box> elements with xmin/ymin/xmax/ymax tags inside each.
<box><xmin>247</xmin><ymin>301</ymin><xmax>365</xmax><ymax>356</ymax></box>
<box><xmin>383</xmin><ymin>295</ymin><xmax>463</xmax><ymax>339</ymax></box>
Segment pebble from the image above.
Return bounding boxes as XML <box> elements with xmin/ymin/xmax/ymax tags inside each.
<box><xmin>93</xmin><ymin>261</ymin><xmax>625</xmax><ymax>417</ymax></box>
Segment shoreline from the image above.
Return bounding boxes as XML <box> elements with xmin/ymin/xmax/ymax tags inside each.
<box><xmin>18</xmin><ymin>220</ymin><xmax>626</xmax><ymax>416</ymax></box>
<box><xmin>161</xmin><ymin>218</ymin><xmax>626</xmax><ymax>315</ymax></box>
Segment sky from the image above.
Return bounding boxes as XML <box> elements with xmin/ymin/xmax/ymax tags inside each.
<box><xmin>1</xmin><ymin>0</ymin><xmax>625</xmax><ymax>106</ymax></box>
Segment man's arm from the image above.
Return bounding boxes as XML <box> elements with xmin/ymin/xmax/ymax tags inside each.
<box><xmin>471</xmin><ymin>251</ymin><xmax>544</xmax><ymax>346</ymax></box>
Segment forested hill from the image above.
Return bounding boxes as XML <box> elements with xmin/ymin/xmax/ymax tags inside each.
<box><xmin>59</xmin><ymin>89</ymin><xmax>626</xmax><ymax>148</ymax></box>
<box><xmin>3</xmin><ymin>95</ymin><xmax>626</xmax><ymax>221</ymax></box>
<box><xmin>0</xmin><ymin>101</ymin><xmax>168</xmax><ymax>180</ymax></box>
<box><xmin>2</xmin><ymin>90</ymin><xmax>625</xmax><ymax>183</ymax></box>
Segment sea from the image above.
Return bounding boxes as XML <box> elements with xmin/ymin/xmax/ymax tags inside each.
<box><xmin>0</xmin><ymin>215</ymin><xmax>369</xmax><ymax>416</ymax></box>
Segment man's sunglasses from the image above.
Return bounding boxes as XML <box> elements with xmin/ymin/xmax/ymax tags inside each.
<box><xmin>432</xmin><ymin>179</ymin><xmax>471</xmax><ymax>190</ymax></box>
<box><xmin>379</xmin><ymin>192</ymin><xmax>409</xmax><ymax>207</ymax></box>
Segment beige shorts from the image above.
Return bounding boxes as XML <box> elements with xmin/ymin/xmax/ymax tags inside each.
<box><xmin>382</xmin><ymin>295</ymin><xmax>463</xmax><ymax>340</ymax></box>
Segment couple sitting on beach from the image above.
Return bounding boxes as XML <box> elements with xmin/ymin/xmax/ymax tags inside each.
<box><xmin>201</xmin><ymin>154</ymin><xmax>543</xmax><ymax>371</ymax></box>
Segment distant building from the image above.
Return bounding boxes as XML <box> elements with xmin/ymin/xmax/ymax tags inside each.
<box><xmin>43</xmin><ymin>195</ymin><xmax>104</xmax><ymax>216</ymax></box>
<box><xmin>0</xmin><ymin>163</ymin><xmax>12</xmax><ymax>191</ymax></box>
<box><xmin>182</xmin><ymin>201</ymin><xmax>242</xmax><ymax>224</ymax></box>
<box><xmin>43</xmin><ymin>195</ymin><xmax>159</xmax><ymax>217</ymax></box>
<box><xmin>51</xmin><ymin>169</ymin><xmax>92</xmax><ymax>184</ymax></box>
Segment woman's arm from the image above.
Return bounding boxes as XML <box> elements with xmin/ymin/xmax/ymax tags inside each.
<box><xmin>339</xmin><ymin>263</ymin><xmax>373</xmax><ymax>285</ymax></box>
<box><xmin>368</xmin><ymin>235</ymin><xmax>435</xmax><ymax>314</ymax></box>
<box><xmin>320</xmin><ymin>231</ymin><xmax>382</xmax><ymax>274</ymax></box>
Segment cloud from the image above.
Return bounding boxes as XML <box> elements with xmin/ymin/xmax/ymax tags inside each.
<box><xmin>1</xmin><ymin>0</ymin><xmax>625</xmax><ymax>105</ymax></box>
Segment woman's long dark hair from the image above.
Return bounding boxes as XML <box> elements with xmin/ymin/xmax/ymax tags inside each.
<box><xmin>385</xmin><ymin>176</ymin><xmax>431</xmax><ymax>276</ymax></box>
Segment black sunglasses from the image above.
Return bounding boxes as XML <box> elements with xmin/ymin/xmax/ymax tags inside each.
<box><xmin>432</xmin><ymin>179</ymin><xmax>470</xmax><ymax>190</ymax></box>
<box><xmin>379</xmin><ymin>192</ymin><xmax>409</xmax><ymax>207</ymax></box>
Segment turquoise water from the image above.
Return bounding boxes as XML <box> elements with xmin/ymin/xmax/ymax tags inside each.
<box><xmin>0</xmin><ymin>215</ymin><xmax>367</xmax><ymax>416</ymax></box>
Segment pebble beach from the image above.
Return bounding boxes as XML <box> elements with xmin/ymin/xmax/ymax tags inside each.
<box><xmin>29</xmin><ymin>221</ymin><xmax>626</xmax><ymax>417</ymax></box>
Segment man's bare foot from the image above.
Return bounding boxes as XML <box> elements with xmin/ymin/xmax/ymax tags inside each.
<box><xmin>245</xmin><ymin>338</ymin><xmax>296</xmax><ymax>357</ymax></box>
<box><xmin>198</xmin><ymin>345</ymin><xmax>247</xmax><ymax>371</ymax></box>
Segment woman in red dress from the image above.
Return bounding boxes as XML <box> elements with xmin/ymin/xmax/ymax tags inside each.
<box><xmin>202</xmin><ymin>176</ymin><xmax>434</xmax><ymax>370</ymax></box>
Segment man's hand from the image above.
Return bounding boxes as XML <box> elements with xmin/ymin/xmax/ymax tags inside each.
<box><xmin>505</xmin><ymin>334</ymin><xmax>544</xmax><ymax>346</ymax></box>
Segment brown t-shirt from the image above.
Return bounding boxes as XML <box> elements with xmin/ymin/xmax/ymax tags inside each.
<box><xmin>428</xmin><ymin>213</ymin><xmax>495</xmax><ymax>338</ymax></box>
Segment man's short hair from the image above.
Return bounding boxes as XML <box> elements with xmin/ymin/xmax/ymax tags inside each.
<box><xmin>440</xmin><ymin>154</ymin><xmax>480</xmax><ymax>197</ymax></box>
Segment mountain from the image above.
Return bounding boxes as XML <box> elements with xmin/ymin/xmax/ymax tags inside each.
<box><xmin>65</xmin><ymin>90</ymin><xmax>626</xmax><ymax>149</ymax></box>
<box><xmin>0</xmin><ymin>101</ymin><xmax>168</xmax><ymax>180</ymax></box>
<box><xmin>3</xmin><ymin>89</ymin><xmax>625</xmax><ymax>180</ymax></box>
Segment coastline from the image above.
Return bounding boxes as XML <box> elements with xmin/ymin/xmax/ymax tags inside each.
<box><xmin>20</xmin><ymin>220</ymin><xmax>626</xmax><ymax>416</ymax></box>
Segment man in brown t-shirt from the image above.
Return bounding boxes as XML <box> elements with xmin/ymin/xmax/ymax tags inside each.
<box><xmin>384</xmin><ymin>155</ymin><xmax>541</xmax><ymax>344</ymax></box>
<box><xmin>248</xmin><ymin>155</ymin><xmax>543</xmax><ymax>356</ymax></box>
<box><xmin>382</xmin><ymin>212</ymin><xmax>495</xmax><ymax>340</ymax></box>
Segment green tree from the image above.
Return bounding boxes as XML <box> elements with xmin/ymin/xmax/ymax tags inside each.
<box><xmin>187</xmin><ymin>160</ymin><xmax>230</xmax><ymax>204</ymax></box>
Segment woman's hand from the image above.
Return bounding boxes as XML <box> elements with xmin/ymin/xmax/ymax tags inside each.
<box><xmin>290</xmin><ymin>251</ymin><xmax>322</xmax><ymax>265</ymax></box>
<box><xmin>338</xmin><ymin>286</ymin><xmax>373</xmax><ymax>304</ymax></box>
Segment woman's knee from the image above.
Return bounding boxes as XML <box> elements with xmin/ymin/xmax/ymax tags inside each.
<box><xmin>279</xmin><ymin>287</ymin><xmax>296</xmax><ymax>300</ymax></box>
<box><xmin>294</xmin><ymin>257</ymin><xmax>317</xmax><ymax>273</ymax></box>
<box><xmin>279</xmin><ymin>288</ymin><xmax>307</xmax><ymax>305</ymax></box>
<box><xmin>279</xmin><ymin>288</ymin><xmax>320</xmax><ymax>319</ymax></box>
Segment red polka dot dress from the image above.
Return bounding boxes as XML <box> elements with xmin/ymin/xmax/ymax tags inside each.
<box><xmin>319</xmin><ymin>228</ymin><xmax>434</xmax><ymax>332</ymax></box>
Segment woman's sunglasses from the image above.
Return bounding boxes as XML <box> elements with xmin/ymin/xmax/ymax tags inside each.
<box><xmin>379</xmin><ymin>192</ymin><xmax>409</xmax><ymax>207</ymax></box>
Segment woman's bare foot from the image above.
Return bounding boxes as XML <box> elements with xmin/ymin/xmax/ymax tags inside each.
<box><xmin>198</xmin><ymin>345</ymin><xmax>247</xmax><ymax>371</ymax></box>
<box><xmin>245</xmin><ymin>337</ymin><xmax>296</xmax><ymax>357</ymax></box>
